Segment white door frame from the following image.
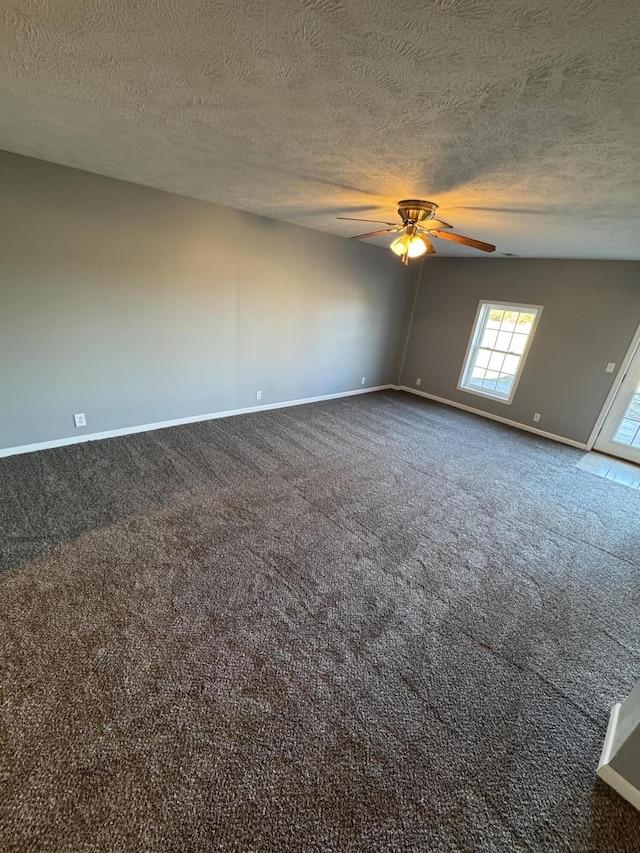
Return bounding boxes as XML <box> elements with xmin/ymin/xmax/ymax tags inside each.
<box><xmin>586</xmin><ymin>321</ymin><xmax>640</xmax><ymax>454</ymax></box>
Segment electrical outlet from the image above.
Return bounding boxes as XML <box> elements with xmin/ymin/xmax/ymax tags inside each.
<box><xmin>74</xmin><ymin>413</ymin><xmax>86</xmax><ymax>428</ymax></box>
<box><xmin>416</xmin><ymin>378</ymin><xmax>421</xmax><ymax>386</ymax></box>
<box><xmin>256</xmin><ymin>390</ymin><xmax>262</xmax><ymax>401</ymax></box>
<box><xmin>533</xmin><ymin>413</ymin><xmax>541</xmax><ymax>423</ymax></box>
<box><xmin>606</xmin><ymin>362</ymin><xmax>616</xmax><ymax>373</ymax></box>
<box><xmin>361</xmin><ymin>376</ymin><xmax>366</xmax><ymax>385</ymax></box>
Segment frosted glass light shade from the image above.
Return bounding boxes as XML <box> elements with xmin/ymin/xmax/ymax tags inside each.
<box><xmin>391</xmin><ymin>232</ymin><xmax>428</xmax><ymax>258</ymax></box>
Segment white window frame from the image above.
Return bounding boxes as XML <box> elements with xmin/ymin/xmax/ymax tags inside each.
<box><xmin>457</xmin><ymin>300</ymin><xmax>543</xmax><ymax>405</ymax></box>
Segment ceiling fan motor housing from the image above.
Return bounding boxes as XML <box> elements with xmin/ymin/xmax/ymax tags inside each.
<box><xmin>397</xmin><ymin>200</ymin><xmax>438</xmax><ymax>224</ymax></box>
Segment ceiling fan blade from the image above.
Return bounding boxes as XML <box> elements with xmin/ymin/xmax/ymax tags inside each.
<box><xmin>338</xmin><ymin>216</ymin><xmax>399</xmax><ymax>225</ymax></box>
<box><xmin>431</xmin><ymin>231</ymin><xmax>496</xmax><ymax>252</ymax></box>
<box><xmin>349</xmin><ymin>227</ymin><xmax>401</xmax><ymax>240</ymax></box>
<box><xmin>418</xmin><ymin>219</ymin><xmax>453</xmax><ymax>231</ymax></box>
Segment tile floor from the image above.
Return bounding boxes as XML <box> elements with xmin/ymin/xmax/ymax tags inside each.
<box><xmin>576</xmin><ymin>451</ymin><xmax>640</xmax><ymax>490</ymax></box>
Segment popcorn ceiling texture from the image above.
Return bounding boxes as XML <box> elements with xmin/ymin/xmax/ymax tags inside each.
<box><xmin>1</xmin><ymin>0</ymin><xmax>640</xmax><ymax>258</ymax></box>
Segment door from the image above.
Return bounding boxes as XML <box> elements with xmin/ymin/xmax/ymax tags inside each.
<box><xmin>595</xmin><ymin>339</ymin><xmax>640</xmax><ymax>464</ymax></box>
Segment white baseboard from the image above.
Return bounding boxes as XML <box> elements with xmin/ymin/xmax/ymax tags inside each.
<box><xmin>0</xmin><ymin>384</ymin><xmax>588</xmax><ymax>459</ymax></box>
<box><xmin>0</xmin><ymin>385</ymin><xmax>394</xmax><ymax>459</ymax></box>
<box><xmin>398</xmin><ymin>386</ymin><xmax>587</xmax><ymax>450</ymax></box>
<box><xmin>597</xmin><ymin>702</ymin><xmax>640</xmax><ymax>811</ymax></box>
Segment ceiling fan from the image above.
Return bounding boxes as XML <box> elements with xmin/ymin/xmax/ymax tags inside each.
<box><xmin>339</xmin><ymin>200</ymin><xmax>496</xmax><ymax>265</ymax></box>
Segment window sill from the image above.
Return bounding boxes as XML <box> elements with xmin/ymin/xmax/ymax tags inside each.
<box><xmin>457</xmin><ymin>384</ymin><xmax>514</xmax><ymax>405</ymax></box>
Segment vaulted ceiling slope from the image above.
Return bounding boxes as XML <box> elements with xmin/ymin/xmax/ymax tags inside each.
<box><xmin>1</xmin><ymin>0</ymin><xmax>640</xmax><ymax>258</ymax></box>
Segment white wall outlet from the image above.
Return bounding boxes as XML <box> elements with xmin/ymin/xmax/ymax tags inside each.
<box><xmin>606</xmin><ymin>362</ymin><xmax>616</xmax><ymax>373</ymax></box>
<box><xmin>256</xmin><ymin>390</ymin><xmax>262</xmax><ymax>400</ymax></box>
<box><xmin>416</xmin><ymin>378</ymin><xmax>421</xmax><ymax>386</ymax></box>
<box><xmin>74</xmin><ymin>413</ymin><xmax>86</xmax><ymax>427</ymax></box>
<box><xmin>533</xmin><ymin>413</ymin><xmax>541</xmax><ymax>423</ymax></box>
<box><xmin>361</xmin><ymin>376</ymin><xmax>366</xmax><ymax>385</ymax></box>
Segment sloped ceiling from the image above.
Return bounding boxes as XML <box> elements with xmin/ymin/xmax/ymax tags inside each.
<box><xmin>1</xmin><ymin>0</ymin><xmax>640</xmax><ymax>258</ymax></box>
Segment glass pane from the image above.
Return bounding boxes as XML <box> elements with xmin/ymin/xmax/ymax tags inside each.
<box><xmin>502</xmin><ymin>353</ymin><xmax>520</xmax><ymax>375</ymax></box>
<box><xmin>612</xmin><ymin>392</ymin><xmax>640</xmax><ymax>446</ymax></box>
<box><xmin>497</xmin><ymin>374</ymin><xmax>514</xmax><ymax>394</ymax></box>
<box><xmin>475</xmin><ymin>348</ymin><xmax>491</xmax><ymax>369</ymax></box>
<box><xmin>615</xmin><ymin>420</ymin><xmax>640</xmax><ymax>447</ymax></box>
<box><xmin>486</xmin><ymin>309</ymin><xmax>504</xmax><ymax>329</ymax></box>
<box><xmin>500</xmin><ymin>312</ymin><xmax>518</xmax><ymax>332</ymax></box>
<box><xmin>481</xmin><ymin>329</ymin><xmax>498</xmax><ymax>348</ymax></box>
<box><xmin>496</xmin><ymin>331</ymin><xmax>513</xmax><ymax>351</ymax></box>
<box><xmin>488</xmin><ymin>351</ymin><xmax>505</xmax><ymax>371</ymax></box>
<box><xmin>627</xmin><ymin>389</ymin><xmax>640</xmax><ymax>419</ymax></box>
<box><xmin>518</xmin><ymin>313</ymin><xmax>535</xmax><ymax>332</ymax></box>
<box><xmin>510</xmin><ymin>333</ymin><xmax>528</xmax><ymax>354</ymax></box>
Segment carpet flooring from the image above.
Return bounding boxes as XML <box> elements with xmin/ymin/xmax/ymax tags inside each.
<box><xmin>1</xmin><ymin>390</ymin><xmax>639</xmax><ymax>851</ymax></box>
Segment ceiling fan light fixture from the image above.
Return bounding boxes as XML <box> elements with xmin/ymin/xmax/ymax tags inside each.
<box><xmin>407</xmin><ymin>234</ymin><xmax>428</xmax><ymax>258</ymax></box>
<box><xmin>390</xmin><ymin>232</ymin><xmax>411</xmax><ymax>256</ymax></box>
<box><xmin>391</xmin><ymin>231</ymin><xmax>428</xmax><ymax>258</ymax></box>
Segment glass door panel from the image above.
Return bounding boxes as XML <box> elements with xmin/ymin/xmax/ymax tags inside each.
<box><xmin>595</xmin><ymin>343</ymin><xmax>640</xmax><ymax>465</ymax></box>
<box><xmin>612</xmin><ymin>387</ymin><xmax>640</xmax><ymax>449</ymax></box>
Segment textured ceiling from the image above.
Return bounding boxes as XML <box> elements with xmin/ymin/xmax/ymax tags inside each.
<box><xmin>1</xmin><ymin>0</ymin><xmax>640</xmax><ymax>258</ymax></box>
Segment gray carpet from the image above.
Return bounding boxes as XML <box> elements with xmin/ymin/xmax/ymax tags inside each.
<box><xmin>1</xmin><ymin>390</ymin><xmax>639</xmax><ymax>851</ymax></box>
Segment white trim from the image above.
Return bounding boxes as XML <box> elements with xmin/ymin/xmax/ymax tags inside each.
<box><xmin>0</xmin><ymin>385</ymin><xmax>394</xmax><ymax>459</ymax></box>
<box><xmin>598</xmin><ymin>765</ymin><xmax>640</xmax><ymax>812</ymax></box>
<box><xmin>399</xmin><ymin>386</ymin><xmax>587</xmax><ymax>449</ymax></box>
<box><xmin>586</xmin><ymin>320</ymin><xmax>640</xmax><ymax>451</ymax></box>
<box><xmin>457</xmin><ymin>300</ymin><xmax>543</xmax><ymax>405</ymax></box>
<box><xmin>597</xmin><ymin>702</ymin><xmax>640</xmax><ymax>812</ymax></box>
<box><xmin>598</xmin><ymin>702</ymin><xmax>622</xmax><ymax>770</ymax></box>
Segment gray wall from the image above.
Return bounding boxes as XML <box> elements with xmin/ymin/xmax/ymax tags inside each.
<box><xmin>400</xmin><ymin>258</ymin><xmax>640</xmax><ymax>444</ymax></box>
<box><xmin>0</xmin><ymin>151</ymin><xmax>411</xmax><ymax>451</ymax></box>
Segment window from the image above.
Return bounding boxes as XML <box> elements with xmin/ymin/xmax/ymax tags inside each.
<box><xmin>458</xmin><ymin>301</ymin><xmax>542</xmax><ymax>404</ymax></box>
